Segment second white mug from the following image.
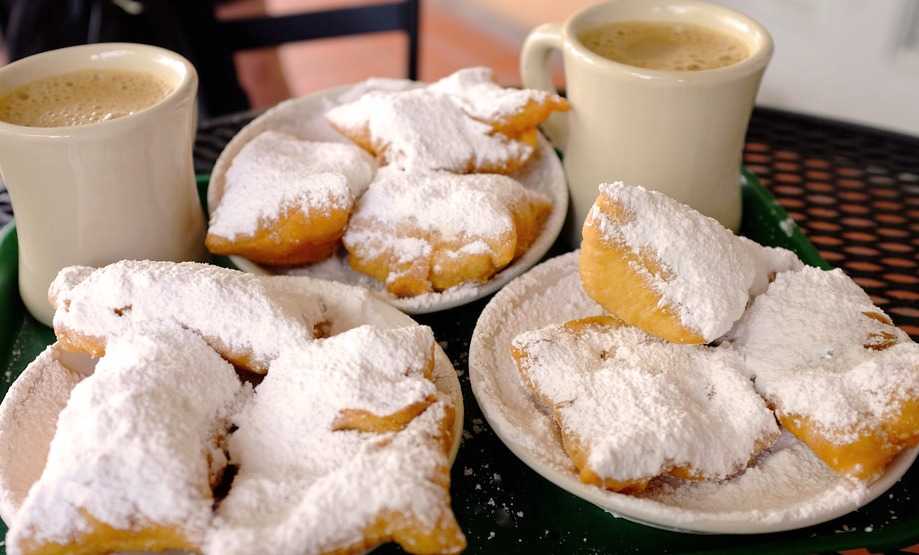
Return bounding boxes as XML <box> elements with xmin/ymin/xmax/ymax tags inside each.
<box><xmin>520</xmin><ymin>0</ymin><xmax>773</xmax><ymax>245</ymax></box>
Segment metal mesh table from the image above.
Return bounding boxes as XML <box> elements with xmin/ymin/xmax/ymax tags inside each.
<box><xmin>743</xmin><ymin>108</ymin><xmax>918</xmax><ymax>339</ymax></box>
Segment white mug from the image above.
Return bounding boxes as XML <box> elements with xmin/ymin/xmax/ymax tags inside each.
<box><xmin>521</xmin><ymin>0</ymin><xmax>772</xmax><ymax>245</ymax></box>
<box><xmin>0</xmin><ymin>43</ymin><xmax>206</xmax><ymax>326</ymax></box>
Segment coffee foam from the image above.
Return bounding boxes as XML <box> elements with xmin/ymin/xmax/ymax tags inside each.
<box><xmin>580</xmin><ymin>21</ymin><xmax>748</xmax><ymax>72</ymax></box>
<box><xmin>0</xmin><ymin>69</ymin><xmax>172</xmax><ymax>128</ymax></box>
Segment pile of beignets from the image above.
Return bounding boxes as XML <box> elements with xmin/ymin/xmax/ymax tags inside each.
<box><xmin>512</xmin><ymin>182</ymin><xmax>919</xmax><ymax>494</ymax></box>
<box><xmin>206</xmin><ymin>68</ymin><xmax>568</xmax><ymax>296</ymax></box>
<box><xmin>5</xmin><ymin>261</ymin><xmax>465</xmax><ymax>555</ymax></box>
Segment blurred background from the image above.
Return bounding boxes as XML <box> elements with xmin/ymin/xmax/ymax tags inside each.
<box><xmin>2</xmin><ymin>0</ymin><xmax>918</xmax><ymax>134</ymax></box>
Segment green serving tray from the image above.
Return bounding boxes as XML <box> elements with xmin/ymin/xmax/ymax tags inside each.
<box><xmin>0</xmin><ymin>170</ymin><xmax>915</xmax><ymax>555</ymax></box>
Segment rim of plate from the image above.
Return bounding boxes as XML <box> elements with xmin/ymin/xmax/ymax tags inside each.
<box><xmin>206</xmin><ymin>81</ymin><xmax>568</xmax><ymax>314</ymax></box>
<box><xmin>468</xmin><ymin>251</ymin><xmax>919</xmax><ymax>535</ymax></box>
<box><xmin>0</xmin><ymin>271</ymin><xmax>464</xmax><ymax>526</ymax></box>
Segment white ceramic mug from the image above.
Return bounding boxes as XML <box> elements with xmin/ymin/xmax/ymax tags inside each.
<box><xmin>0</xmin><ymin>43</ymin><xmax>205</xmax><ymax>326</ymax></box>
<box><xmin>521</xmin><ymin>0</ymin><xmax>772</xmax><ymax>245</ymax></box>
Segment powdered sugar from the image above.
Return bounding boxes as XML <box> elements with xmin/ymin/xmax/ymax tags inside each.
<box><xmin>326</xmin><ymin>86</ymin><xmax>532</xmax><ymax>173</ymax></box>
<box><xmin>344</xmin><ymin>166</ymin><xmax>550</xmax><ymax>265</ymax></box>
<box><xmin>208</xmin><ymin>130</ymin><xmax>375</xmax><ymax>239</ymax></box>
<box><xmin>586</xmin><ymin>182</ymin><xmax>758</xmax><ymax>342</ymax></box>
<box><xmin>737</xmin><ymin>236</ymin><xmax>804</xmax><ymax>296</ymax></box>
<box><xmin>277</xmin><ymin>325</ymin><xmax>438</xmax><ymax>417</ymax></box>
<box><xmin>427</xmin><ymin>67</ymin><xmax>555</xmax><ymax>124</ymax></box>
<box><xmin>50</xmin><ymin>261</ymin><xmax>327</xmax><ymax>372</ymax></box>
<box><xmin>46</xmin><ymin>265</ymin><xmax>93</xmax><ymax>308</ymax></box>
<box><xmin>758</xmin><ymin>345</ymin><xmax>918</xmax><ymax>441</ymax></box>
<box><xmin>336</xmin><ymin>77</ymin><xmax>419</xmax><ymax>103</ymax></box>
<box><xmin>730</xmin><ymin>267</ymin><xmax>909</xmax><ymax>373</ymax></box>
<box><xmin>324</xmin><ymin>67</ymin><xmax>562</xmax><ymax>174</ymax></box>
<box><xmin>208</xmin><ymin>325</ymin><xmax>459</xmax><ymax>555</ymax></box>
<box><xmin>7</xmin><ymin>324</ymin><xmax>244</xmax><ymax>553</ymax></box>
<box><xmin>0</xmin><ymin>345</ymin><xmax>84</xmax><ymax>525</ymax></box>
<box><xmin>729</xmin><ymin>267</ymin><xmax>917</xmax><ymax>441</ymax></box>
<box><xmin>651</xmin><ymin>435</ymin><xmax>869</xmax><ymax>520</ymax></box>
<box><xmin>513</xmin><ymin>321</ymin><xmax>778</xmax><ymax>482</ymax></box>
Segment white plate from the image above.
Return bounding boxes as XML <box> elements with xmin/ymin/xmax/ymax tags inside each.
<box><xmin>206</xmin><ymin>80</ymin><xmax>568</xmax><ymax>314</ymax></box>
<box><xmin>0</xmin><ymin>275</ymin><xmax>464</xmax><ymax>528</ymax></box>
<box><xmin>469</xmin><ymin>251</ymin><xmax>918</xmax><ymax>535</ymax></box>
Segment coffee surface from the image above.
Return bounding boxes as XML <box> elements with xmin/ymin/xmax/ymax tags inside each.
<box><xmin>0</xmin><ymin>69</ymin><xmax>172</xmax><ymax>128</ymax></box>
<box><xmin>580</xmin><ymin>21</ymin><xmax>748</xmax><ymax>71</ymax></box>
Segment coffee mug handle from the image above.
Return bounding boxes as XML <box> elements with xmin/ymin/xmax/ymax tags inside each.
<box><xmin>520</xmin><ymin>22</ymin><xmax>568</xmax><ymax>151</ymax></box>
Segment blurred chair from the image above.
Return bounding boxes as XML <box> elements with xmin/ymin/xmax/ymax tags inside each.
<box><xmin>217</xmin><ymin>0</ymin><xmax>420</xmax><ymax>83</ymax></box>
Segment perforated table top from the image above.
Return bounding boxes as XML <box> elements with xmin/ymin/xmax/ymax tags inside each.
<box><xmin>742</xmin><ymin>107</ymin><xmax>918</xmax><ymax>339</ymax></box>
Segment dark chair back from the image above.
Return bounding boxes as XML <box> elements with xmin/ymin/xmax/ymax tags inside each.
<box><xmin>217</xmin><ymin>0</ymin><xmax>420</xmax><ymax>81</ymax></box>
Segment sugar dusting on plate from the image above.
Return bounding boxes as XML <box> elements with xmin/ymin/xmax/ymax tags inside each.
<box><xmin>647</xmin><ymin>434</ymin><xmax>869</xmax><ymax>523</ymax></box>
